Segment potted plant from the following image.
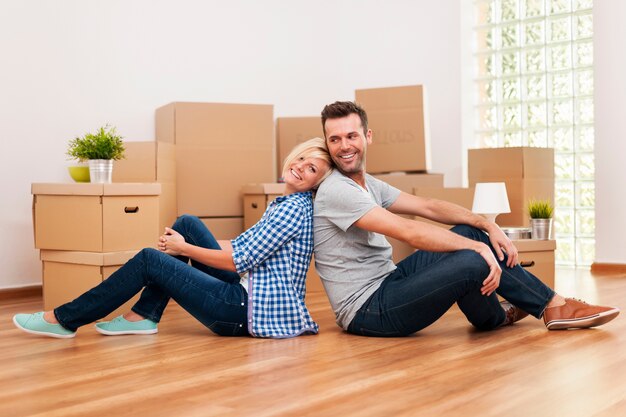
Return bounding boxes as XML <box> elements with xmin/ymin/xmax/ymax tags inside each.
<box><xmin>527</xmin><ymin>199</ymin><xmax>554</xmax><ymax>240</ymax></box>
<box><xmin>67</xmin><ymin>125</ymin><xmax>125</xmax><ymax>183</ymax></box>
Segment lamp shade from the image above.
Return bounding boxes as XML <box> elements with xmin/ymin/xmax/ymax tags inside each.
<box><xmin>472</xmin><ymin>182</ymin><xmax>511</xmax><ymax>221</ymax></box>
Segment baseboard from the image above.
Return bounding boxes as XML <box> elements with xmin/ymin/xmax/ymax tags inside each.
<box><xmin>591</xmin><ymin>262</ymin><xmax>626</xmax><ymax>275</ymax></box>
<box><xmin>0</xmin><ymin>285</ymin><xmax>42</xmax><ymax>301</ymax></box>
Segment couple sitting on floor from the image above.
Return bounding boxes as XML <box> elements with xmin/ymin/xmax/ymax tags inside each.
<box><xmin>14</xmin><ymin>101</ymin><xmax>619</xmax><ymax>340</ymax></box>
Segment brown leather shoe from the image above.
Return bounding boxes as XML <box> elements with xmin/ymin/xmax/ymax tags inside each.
<box><xmin>500</xmin><ymin>301</ymin><xmax>529</xmax><ymax>326</ymax></box>
<box><xmin>543</xmin><ymin>298</ymin><xmax>620</xmax><ymax>330</ymax></box>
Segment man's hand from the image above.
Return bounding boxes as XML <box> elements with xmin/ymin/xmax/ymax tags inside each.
<box><xmin>474</xmin><ymin>242</ymin><xmax>502</xmax><ymax>296</ymax></box>
<box><xmin>485</xmin><ymin>223</ymin><xmax>518</xmax><ymax>268</ymax></box>
<box><xmin>158</xmin><ymin>227</ymin><xmax>186</xmax><ymax>256</ymax></box>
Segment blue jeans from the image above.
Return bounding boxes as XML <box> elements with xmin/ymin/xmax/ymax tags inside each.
<box><xmin>54</xmin><ymin>215</ymin><xmax>249</xmax><ymax>336</ymax></box>
<box><xmin>347</xmin><ymin>225</ymin><xmax>556</xmax><ymax>337</ymax></box>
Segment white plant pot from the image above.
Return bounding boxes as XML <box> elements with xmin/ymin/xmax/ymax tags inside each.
<box><xmin>530</xmin><ymin>218</ymin><xmax>553</xmax><ymax>240</ymax></box>
<box><xmin>88</xmin><ymin>159</ymin><xmax>113</xmax><ymax>183</ymax></box>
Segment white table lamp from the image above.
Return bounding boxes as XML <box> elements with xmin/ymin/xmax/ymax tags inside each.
<box><xmin>472</xmin><ymin>182</ymin><xmax>511</xmax><ymax>223</ymax></box>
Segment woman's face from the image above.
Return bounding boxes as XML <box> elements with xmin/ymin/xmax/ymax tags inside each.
<box><xmin>283</xmin><ymin>157</ymin><xmax>331</xmax><ymax>194</ymax></box>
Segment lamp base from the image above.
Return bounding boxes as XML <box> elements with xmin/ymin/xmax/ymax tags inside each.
<box><xmin>482</xmin><ymin>214</ymin><xmax>499</xmax><ymax>224</ymax></box>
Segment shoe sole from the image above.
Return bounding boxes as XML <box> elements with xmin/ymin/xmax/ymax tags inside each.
<box><xmin>545</xmin><ymin>308</ymin><xmax>620</xmax><ymax>330</ymax></box>
<box><xmin>13</xmin><ymin>316</ymin><xmax>76</xmax><ymax>339</ymax></box>
<box><xmin>95</xmin><ymin>326</ymin><xmax>158</xmax><ymax>336</ymax></box>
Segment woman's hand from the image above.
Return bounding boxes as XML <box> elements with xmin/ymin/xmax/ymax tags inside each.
<box><xmin>158</xmin><ymin>227</ymin><xmax>186</xmax><ymax>256</ymax></box>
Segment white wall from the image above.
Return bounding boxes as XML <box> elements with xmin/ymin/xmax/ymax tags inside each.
<box><xmin>594</xmin><ymin>1</ymin><xmax>626</xmax><ymax>264</ymax></box>
<box><xmin>0</xmin><ymin>0</ymin><xmax>463</xmax><ymax>289</ymax></box>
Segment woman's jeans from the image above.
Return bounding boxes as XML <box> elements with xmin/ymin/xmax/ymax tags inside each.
<box><xmin>348</xmin><ymin>225</ymin><xmax>556</xmax><ymax>337</ymax></box>
<box><xmin>54</xmin><ymin>215</ymin><xmax>249</xmax><ymax>336</ymax></box>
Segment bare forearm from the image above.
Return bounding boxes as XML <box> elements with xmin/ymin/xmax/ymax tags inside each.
<box><xmin>389</xmin><ymin>192</ymin><xmax>497</xmax><ymax>233</ymax></box>
<box><xmin>180</xmin><ymin>243</ymin><xmax>237</xmax><ymax>272</ymax></box>
<box><xmin>419</xmin><ymin>198</ymin><xmax>492</xmax><ymax>231</ymax></box>
<box><xmin>400</xmin><ymin>220</ymin><xmax>484</xmax><ymax>253</ymax></box>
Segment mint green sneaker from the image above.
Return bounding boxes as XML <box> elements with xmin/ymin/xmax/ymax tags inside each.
<box><xmin>95</xmin><ymin>315</ymin><xmax>158</xmax><ymax>335</ymax></box>
<box><xmin>13</xmin><ymin>312</ymin><xmax>76</xmax><ymax>339</ymax></box>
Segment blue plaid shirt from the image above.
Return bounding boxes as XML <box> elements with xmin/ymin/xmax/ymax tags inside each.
<box><xmin>231</xmin><ymin>191</ymin><xmax>319</xmax><ymax>338</ymax></box>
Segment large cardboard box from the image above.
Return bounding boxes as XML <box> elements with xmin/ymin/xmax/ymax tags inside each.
<box><xmin>32</xmin><ymin>183</ymin><xmax>160</xmax><ymax>252</ymax></box>
<box><xmin>373</xmin><ymin>172</ymin><xmax>443</xmax><ymax>193</ymax></box>
<box><xmin>513</xmin><ymin>239</ymin><xmax>556</xmax><ymax>290</ymax></box>
<box><xmin>155</xmin><ymin>102</ymin><xmax>274</xmax><ymax>217</ymax></box>
<box><xmin>355</xmin><ymin>85</ymin><xmax>431</xmax><ymax>174</ymax></box>
<box><xmin>113</xmin><ymin>141</ymin><xmax>177</xmax><ymax>232</ymax></box>
<box><xmin>468</xmin><ymin>147</ymin><xmax>554</xmax><ymax>227</ymax></box>
<box><xmin>240</xmin><ymin>183</ymin><xmax>323</xmax><ymax>292</ymax></box>
<box><xmin>276</xmin><ymin>117</ymin><xmax>324</xmax><ymax>180</ymax></box>
<box><xmin>413</xmin><ymin>187</ymin><xmax>476</xmax><ymax>228</ymax></box>
<box><xmin>41</xmin><ymin>250</ymin><xmax>140</xmax><ymax>320</ymax></box>
<box><xmin>199</xmin><ymin>217</ymin><xmax>244</xmax><ymax>240</ymax></box>
<box><xmin>113</xmin><ymin>141</ymin><xmax>176</xmax><ymax>182</ymax></box>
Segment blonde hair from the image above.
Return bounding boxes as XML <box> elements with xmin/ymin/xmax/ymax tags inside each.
<box><xmin>282</xmin><ymin>137</ymin><xmax>333</xmax><ymax>187</ymax></box>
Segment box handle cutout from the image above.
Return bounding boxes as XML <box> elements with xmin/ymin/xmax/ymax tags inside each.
<box><xmin>251</xmin><ymin>203</ymin><xmax>258</xmax><ymax>209</ymax></box>
<box><xmin>520</xmin><ymin>261</ymin><xmax>535</xmax><ymax>268</ymax></box>
<box><xmin>124</xmin><ymin>206</ymin><xmax>139</xmax><ymax>214</ymax></box>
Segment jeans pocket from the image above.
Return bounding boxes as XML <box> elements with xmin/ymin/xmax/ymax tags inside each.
<box><xmin>209</xmin><ymin>320</ymin><xmax>246</xmax><ymax>336</ymax></box>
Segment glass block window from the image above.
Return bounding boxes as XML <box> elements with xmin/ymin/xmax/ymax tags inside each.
<box><xmin>472</xmin><ymin>0</ymin><xmax>594</xmax><ymax>266</ymax></box>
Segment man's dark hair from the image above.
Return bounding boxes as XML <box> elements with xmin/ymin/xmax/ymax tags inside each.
<box><xmin>321</xmin><ymin>101</ymin><xmax>368</xmax><ymax>137</ymax></box>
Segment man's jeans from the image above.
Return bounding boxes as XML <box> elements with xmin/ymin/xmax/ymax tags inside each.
<box><xmin>54</xmin><ymin>215</ymin><xmax>249</xmax><ymax>336</ymax></box>
<box><xmin>348</xmin><ymin>225</ymin><xmax>555</xmax><ymax>337</ymax></box>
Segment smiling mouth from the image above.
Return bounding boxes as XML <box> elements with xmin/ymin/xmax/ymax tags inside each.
<box><xmin>339</xmin><ymin>153</ymin><xmax>356</xmax><ymax>160</ymax></box>
<box><xmin>290</xmin><ymin>169</ymin><xmax>302</xmax><ymax>180</ymax></box>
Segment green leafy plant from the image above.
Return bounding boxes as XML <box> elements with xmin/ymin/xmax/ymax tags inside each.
<box><xmin>67</xmin><ymin>125</ymin><xmax>125</xmax><ymax>161</ymax></box>
<box><xmin>527</xmin><ymin>199</ymin><xmax>554</xmax><ymax>219</ymax></box>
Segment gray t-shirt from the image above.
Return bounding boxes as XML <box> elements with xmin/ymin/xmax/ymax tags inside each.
<box><xmin>313</xmin><ymin>170</ymin><xmax>401</xmax><ymax>329</ymax></box>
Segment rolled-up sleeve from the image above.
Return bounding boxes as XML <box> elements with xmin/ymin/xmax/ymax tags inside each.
<box><xmin>231</xmin><ymin>201</ymin><xmax>305</xmax><ymax>275</ymax></box>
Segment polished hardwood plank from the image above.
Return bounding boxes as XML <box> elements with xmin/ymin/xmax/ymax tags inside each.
<box><xmin>1</xmin><ymin>268</ymin><xmax>625</xmax><ymax>417</ymax></box>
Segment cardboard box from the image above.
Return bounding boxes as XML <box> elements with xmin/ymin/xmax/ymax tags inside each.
<box><xmin>113</xmin><ymin>141</ymin><xmax>177</xmax><ymax>233</ymax></box>
<box><xmin>156</xmin><ymin>102</ymin><xmax>274</xmax><ymax>217</ymax></box>
<box><xmin>113</xmin><ymin>141</ymin><xmax>176</xmax><ymax>182</ymax></box>
<box><xmin>32</xmin><ymin>183</ymin><xmax>160</xmax><ymax>252</ymax></box>
<box><xmin>199</xmin><ymin>217</ymin><xmax>244</xmax><ymax>240</ymax></box>
<box><xmin>276</xmin><ymin>117</ymin><xmax>324</xmax><ymax>180</ymax></box>
<box><xmin>513</xmin><ymin>239</ymin><xmax>556</xmax><ymax>290</ymax></box>
<box><xmin>468</xmin><ymin>147</ymin><xmax>554</xmax><ymax>227</ymax></box>
<box><xmin>413</xmin><ymin>187</ymin><xmax>476</xmax><ymax>228</ymax></box>
<box><xmin>41</xmin><ymin>250</ymin><xmax>140</xmax><ymax>320</ymax></box>
<box><xmin>355</xmin><ymin>85</ymin><xmax>431</xmax><ymax>174</ymax></box>
<box><xmin>373</xmin><ymin>172</ymin><xmax>444</xmax><ymax>193</ymax></box>
<box><xmin>241</xmin><ymin>183</ymin><xmax>286</xmax><ymax>229</ymax></box>
<box><xmin>240</xmin><ymin>183</ymin><xmax>323</xmax><ymax>292</ymax></box>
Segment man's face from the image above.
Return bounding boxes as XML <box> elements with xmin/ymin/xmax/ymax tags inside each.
<box><xmin>323</xmin><ymin>113</ymin><xmax>372</xmax><ymax>176</ymax></box>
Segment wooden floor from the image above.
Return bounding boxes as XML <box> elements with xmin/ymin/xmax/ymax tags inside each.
<box><xmin>1</xmin><ymin>268</ymin><xmax>626</xmax><ymax>417</ymax></box>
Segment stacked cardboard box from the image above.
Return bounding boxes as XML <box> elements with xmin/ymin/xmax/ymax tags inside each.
<box><xmin>113</xmin><ymin>140</ymin><xmax>177</xmax><ymax>233</ymax></box>
<box><xmin>275</xmin><ymin>117</ymin><xmax>324</xmax><ymax>181</ymax></box>
<box><xmin>356</xmin><ymin>85</ymin><xmax>431</xmax><ymax>174</ymax></box>
<box><xmin>468</xmin><ymin>147</ymin><xmax>554</xmax><ymax>227</ymax></box>
<box><xmin>156</xmin><ymin>102</ymin><xmax>274</xmax><ymax>218</ymax></box>
<box><xmin>32</xmin><ymin>183</ymin><xmax>161</xmax><ymax>318</ymax></box>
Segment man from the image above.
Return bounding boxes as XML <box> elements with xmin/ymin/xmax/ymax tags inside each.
<box><xmin>313</xmin><ymin>101</ymin><xmax>619</xmax><ymax>336</ymax></box>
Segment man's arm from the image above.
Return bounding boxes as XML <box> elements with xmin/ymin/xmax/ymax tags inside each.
<box><xmin>354</xmin><ymin>207</ymin><xmax>501</xmax><ymax>296</ymax></box>
<box><xmin>387</xmin><ymin>191</ymin><xmax>518</xmax><ymax>268</ymax></box>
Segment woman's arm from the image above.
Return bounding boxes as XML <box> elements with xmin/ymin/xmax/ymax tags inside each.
<box><xmin>158</xmin><ymin>228</ymin><xmax>237</xmax><ymax>272</ymax></box>
<box><xmin>231</xmin><ymin>200</ymin><xmax>306</xmax><ymax>274</ymax></box>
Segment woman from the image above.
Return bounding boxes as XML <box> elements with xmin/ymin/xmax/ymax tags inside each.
<box><xmin>14</xmin><ymin>137</ymin><xmax>332</xmax><ymax>339</ymax></box>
